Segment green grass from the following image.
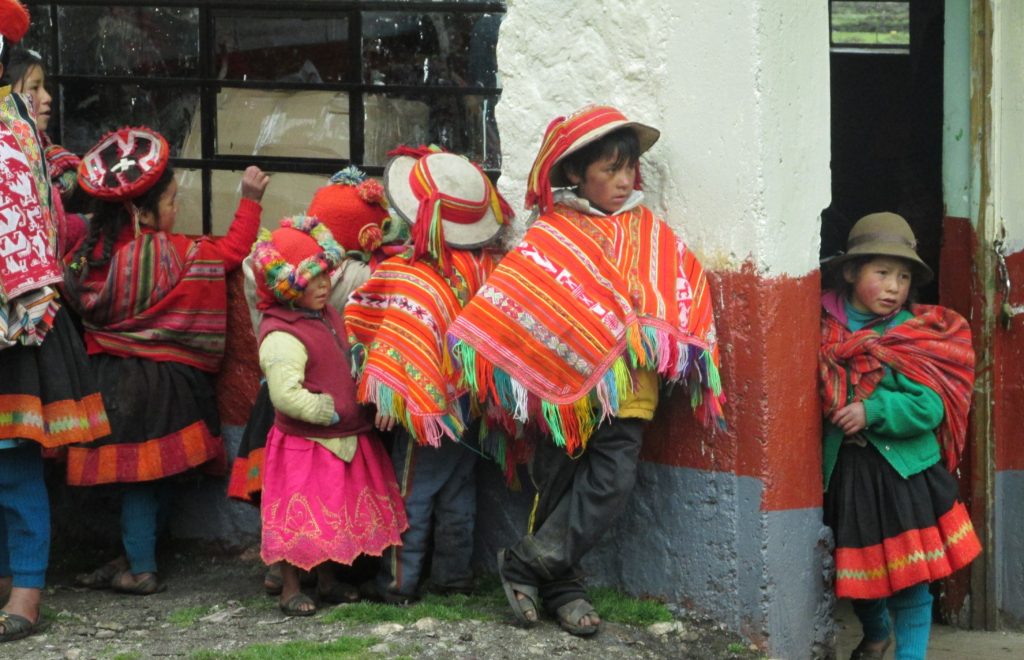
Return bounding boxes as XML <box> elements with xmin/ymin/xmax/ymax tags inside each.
<box><xmin>191</xmin><ymin>636</ymin><xmax>379</xmax><ymax>659</ymax></box>
<box><xmin>589</xmin><ymin>587</ymin><xmax>673</xmax><ymax>626</ymax></box>
<box><xmin>168</xmin><ymin>605</ymin><xmax>213</xmax><ymax>627</ymax></box>
<box><xmin>112</xmin><ymin>653</ymin><xmax>142</xmax><ymax>660</ymax></box>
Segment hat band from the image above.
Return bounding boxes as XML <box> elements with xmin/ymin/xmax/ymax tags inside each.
<box><xmin>847</xmin><ymin>231</ymin><xmax>917</xmax><ymax>251</ymax></box>
<box><xmin>409</xmin><ymin>159</ymin><xmax>491</xmax><ymax>225</ymax></box>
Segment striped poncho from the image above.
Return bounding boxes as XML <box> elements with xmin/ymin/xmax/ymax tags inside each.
<box><xmin>345</xmin><ymin>249</ymin><xmax>496</xmax><ymax>446</ymax></box>
<box><xmin>448</xmin><ymin>203</ymin><xmax>724</xmax><ymax>454</ymax></box>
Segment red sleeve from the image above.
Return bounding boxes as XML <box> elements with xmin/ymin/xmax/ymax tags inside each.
<box><xmin>197</xmin><ymin>198</ymin><xmax>262</xmax><ymax>272</ymax></box>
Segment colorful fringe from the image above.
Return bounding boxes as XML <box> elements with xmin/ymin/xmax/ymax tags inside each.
<box><xmin>345</xmin><ymin>250</ymin><xmax>496</xmax><ymax>446</ymax></box>
<box><xmin>448</xmin><ymin>203</ymin><xmax>725</xmax><ymax>454</ymax></box>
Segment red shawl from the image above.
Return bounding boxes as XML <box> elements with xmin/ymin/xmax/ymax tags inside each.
<box><xmin>819</xmin><ymin>303</ymin><xmax>975</xmax><ymax>471</ymax></box>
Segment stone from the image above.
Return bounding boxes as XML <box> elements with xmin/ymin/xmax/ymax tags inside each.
<box><xmin>94</xmin><ymin>629</ymin><xmax>116</xmax><ymax>639</ymax></box>
<box><xmin>369</xmin><ymin>643</ymin><xmax>390</xmax><ymax>654</ymax></box>
<box><xmin>459</xmin><ymin>632</ymin><xmax>474</xmax><ymax>642</ymax></box>
<box><xmin>370</xmin><ymin>623</ymin><xmax>405</xmax><ymax>637</ymax></box>
<box><xmin>414</xmin><ymin>617</ymin><xmax>440</xmax><ymax>632</ymax></box>
<box><xmin>63</xmin><ymin>649</ymin><xmax>82</xmax><ymax>660</ymax></box>
<box><xmin>96</xmin><ymin>622</ymin><xmax>126</xmax><ymax>631</ymax></box>
<box><xmin>647</xmin><ymin>621</ymin><xmax>684</xmax><ymax>636</ymax></box>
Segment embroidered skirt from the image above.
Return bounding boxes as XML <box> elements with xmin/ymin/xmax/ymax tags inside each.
<box><xmin>227</xmin><ymin>381</ymin><xmax>273</xmax><ymax>504</ymax></box>
<box><xmin>66</xmin><ymin>354</ymin><xmax>224</xmax><ymax>486</ymax></box>
<box><xmin>0</xmin><ymin>307</ymin><xmax>110</xmax><ymax>448</ymax></box>
<box><xmin>260</xmin><ymin>426</ymin><xmax>408</xmax><ymax>571</ymax></box>
<box><xmin>824</xmin><ymin>441</ymin><xmax>981</xmax><ymax>600</ymax></box>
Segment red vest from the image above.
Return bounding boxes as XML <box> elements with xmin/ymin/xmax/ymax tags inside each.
<box><xmin>258</xmin><ymin>304</ymin><xmax>372</xmax><ymax>438</ymax></box>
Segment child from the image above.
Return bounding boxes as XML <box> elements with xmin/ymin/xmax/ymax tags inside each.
<box><xmin>345</xmin><ymin>149</ymin><xmax>511</xmax><ymax>604</ymax></box>
<box><xmin>447</xmin><ymin>105</ymin><xmax>724</xmax><ymax>636</ymax></box>
<box><xmin>231</xmin><ymin>166</ymin><xmax>394</xmax><ymax>601</ymax></box>
<box><xmin>250</xmin><ymin>216</ymin><xmax>407</xmax><ymax>616</ymax></box>
<box><xmin>62</xmin><ymin>127</ymin><xmax>269</xmax><ymax>594</ymax></box>
<box><xmin>0</xmin><ymin>1</ymin><xmax>110</xmax><ymax>641</ymax></box>
<box><xmin>820</xmin><ymin>212</ymin><xmax>981</xmax><ymax>659</ymax></box>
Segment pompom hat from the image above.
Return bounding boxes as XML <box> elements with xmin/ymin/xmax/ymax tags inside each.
<box><xmin>250</xmin><ymin>215</ymin><xmax>344</xmax><ymax>307</ymax></box>
<box><xmin>526</xmin><ymin>104</ymin><xmax>659</xmax><ymax>214</ymax></box>
<box><xmin>0</xmin><ymin>1</ymin><xmax>30</xmax><ymax>50</ymax></box>
<box><xmin>77</xmin><ymin>126</ymin><xmax>170</xmax><ymax>201</ymax></box>
<box><xmin>307</xmin><ymin>166</ymin><xmax>389</xmax><ymax>257</ymax></box>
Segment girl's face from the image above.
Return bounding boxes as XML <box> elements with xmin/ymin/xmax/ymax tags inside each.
<box><xmin>568</xmin><ymin>152</ymin><xmax>637</xmax><ymax>214</ymax></box>
<box><xmin>14</xmin><ymin>65</ymin><xmax>52</xmax><ymax>131</ymax></box>
<box><xmin>139</xmin><ymin>178</ymin><xmax>179</xmax><ymax>232</ymax></box>
<box><xmin>844</xmin><ymin>256</ymin><xmax>913</xmax><ymax>316</ymax></box>
<box><xmin>297</xmin><ymin>272</ymin><xmax>331</xmax><ymax>311</ymax></box>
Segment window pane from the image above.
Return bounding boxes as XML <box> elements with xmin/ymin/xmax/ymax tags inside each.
<box><xmin>364</xmin><ymin>93</ymin><xmax>500</xmax><ymax>169</ymax></box>
<box><xmin>20</xmin><ymin>7</ymin><xmax>53</xmax><ymax>73</ymax></box>
<box><xmin>59</xmin><ymin>82</ymin><xmax>199</xmax><ymax>155</ymax></box>
<box><xmin>210</xmin><ymin>170</ymin><xmax>328</xmax><ymax>235</ymax></box>
<box><xmin>172</xmin><ymin>168</ymin><xmax>205</xmax><ymax>236</ymax></box>
<box><xmin>363</xmin><ymin>12</ymin><xmax>501</xmax><ymax>87</ymax></box>
<box><xmin>215</xmin><ymin>88</ymin><xmax>350</xmax><ymax>159</ymax></box>
<box><xmin>215</xmin><ymin>14</ymin><xmax>352</xmax><ymax>83</ymax></box>
<box><xmin>58</xmin><ymin>6</ymin><xmax>199</xmax><ymax>77</ymax></box>
<box><xmin>831</xmin><ymin>1</ymin><xmax>909</xmax><ymax>46</ymax></box>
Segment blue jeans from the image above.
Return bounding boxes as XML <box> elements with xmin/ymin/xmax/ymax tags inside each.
<box><xmin>0</xmin><ymin>444</ymin><xmax>49</xmax><ymax>589</ymax></box>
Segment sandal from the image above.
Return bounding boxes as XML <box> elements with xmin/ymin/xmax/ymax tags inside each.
<box><xmin>317</xmin><ymin>581</ymin><xmax>359</xmax><ymax>604</ymax></box>
<box><xmin>110</xmin><ymin>571</ymin><xmax>166</xmax><ymax>596</ymax></box>
<box><xmin>74</xmin><ymin>557</ymin><xmax>127</xmax><ymax>590</ymax></box>
<box><xmin>850</xmin><ymin>637</ymin><xmax>891</xmax><ymax>659</ymax></box>
<box><xmin>555</xmin><ymin>598</ymin><xmax>600</xmax><ymax>637</ymax></box>
<box><xmin>0</xmin><ymin>611</ymin><xmax>49</xmax><ymax>643</ymax></box>
<box><xmin>263</xmin><ymin>565</ymin><xmax>283</xmax><ymax>596</ymax></box>
<box><xmin>497</xmin><ymin>549</ymin><xmax>539</xmax><ymax>627</ymax></box>
<box><xmin>279</xmin><ymin>592</ymin><xmax>317</xmax><ymax>617</ymax></box>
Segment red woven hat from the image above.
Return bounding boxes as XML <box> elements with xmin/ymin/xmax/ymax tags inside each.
<box><xmin>307</xmin><ymin>166</ymin><xmax>389</xmax><ymax>256</ymax></box>
<box><xmin>250</xmin><ymin>216</ymin><xmax>345</xmax><ymax>307</ymax></box>
<box><xmin>525</xmin><ymin>104</ymin><xmax>659</xmax><ymax>213</ymax></box>
<box><xmin>77</xmin><ymin>126</ymin><xmax>170</xmax><ymax>201</ymax></box>
<box><xmin>0</xmin><ymin>0</ymin><xmax>30</xmax><ymax>46</ymax></box>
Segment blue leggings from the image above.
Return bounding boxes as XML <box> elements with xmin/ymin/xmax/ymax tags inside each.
<box><xmin>0</xmin><ymin>444</ymin><xmax>50</xmax><ymax>589</ymax></box>
<box><xmin>121</xmin><ymin>480</ymin><xmax>173</xmax><ymax>575</ymax></box>
<box><xmin>852</xmin><ymin>582</ymin><xmax>933</xmax><ymax>660</ymax></box>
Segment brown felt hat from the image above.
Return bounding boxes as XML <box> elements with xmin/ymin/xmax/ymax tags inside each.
<box><xmin>824</xmin><ymin>212</ymin><xmax>933</xmax><ymax>285</ymax></box>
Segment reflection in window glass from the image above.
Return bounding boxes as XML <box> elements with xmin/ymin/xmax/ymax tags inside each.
<box><xmin>363</xmin><ymin>12</ymin><xmax>500</xmax><ymax>87</ymax></box>
<box><xmin>60</xmin><ymin>83</ymin><xmax>198</xmax><ymax>156</ymax></box>
<box><xmin>213</xmin><ymin>89</ymin><xmax>351</xmax><ymax>159</ymax></box>
<box><xmin>364</xmin><ymin>93</ymin><xmax>500</xmax><ymax>169</ymax></box>
<box><xmin>172</xmin><ymin>168</ymin><xmax>204</xmax><ymax>236</ymax></box>
<box><xmin>215</xmin><ymin>15</ymin><xmax>352</xmax><ymax>83</ymax></box>
<box><xmin>830</xmin><ymin>1</ymin><xmax>909</xmax><ymax>46</ymax></box>
<box><xmin>58</xmin><ymin>6</ymin><xmax>199</xmax><ymax>76</ymax></box>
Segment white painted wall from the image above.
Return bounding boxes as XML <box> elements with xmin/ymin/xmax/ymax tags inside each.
<box><xmin>991</xmin><ymin>1</ymin><xmax>1024</xmax><ymax>253</ymax></box>
<box><xmin>495</xmin><ymin>0</ymin><xmax>831</xmax><ymax>277</ymax></box>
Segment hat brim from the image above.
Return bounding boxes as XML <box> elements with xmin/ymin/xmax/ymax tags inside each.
<box><xmin>821</xmin><ymin>247</ymin><xmax>934</xmax><ymax>286</ymax></box>
<box><xmin>549</xmin><ymin>120</ymin><xmax>660</xmax><ymax>188</ymax></box>
<box><xmin>383</xmin><ymin>155</ymin><xmax>502</xmax><ymax>250</ymax></box>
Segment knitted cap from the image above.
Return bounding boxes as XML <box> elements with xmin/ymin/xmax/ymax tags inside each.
<box><xmin>823</xmin><ymin>212</ymin><xmax>933</xmax><ymax>285</ymax></box>
<box><xmin>77</xmin><ymin>126</ymin><xmax>170</xmax><ymax>201</ymax></box>
<box><xmin>250</xmin><ymin>215</ymin><xmax>344</xmax><ymax>306</ymax></box>
<box><xmin>0</xmin><ymin>1</ymin><xmax>30</xmax><ymax>46</ymax></box>
<box><xmin>525</xmin><ymin>105</ymin><xmax>659</xmax><ymax>213</ymax></box>
<box><xmin>307</xmin><ymin>166</ymin><xmax>389</xmax><ymax>257</ymax></box>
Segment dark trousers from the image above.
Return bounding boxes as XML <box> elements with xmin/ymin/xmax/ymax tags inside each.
<box><xmin>377</xmin><ymin>429</ymin><xmax>479</xmax><ymax>597</ymax></box>
<box><xmin>504</xmin><ymin>417</ymin><xmax>645</xmax><ymax>612</ymax></box>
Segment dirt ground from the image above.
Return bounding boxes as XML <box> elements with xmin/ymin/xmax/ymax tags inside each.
<box><xmin>0</xmin><ymin>548</ymin><xmax>766</xmax><ymax>660</ymax></box>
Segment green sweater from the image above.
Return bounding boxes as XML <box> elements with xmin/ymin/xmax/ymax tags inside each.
<box><xmin>822</xmin><ymin>306</ymin><xmax>945</xmax><ymax>491</ymax></box>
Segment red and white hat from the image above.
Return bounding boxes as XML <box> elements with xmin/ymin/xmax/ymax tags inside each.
<box><xmin>525</xmin><ymin>104</ymin><xmax>659</xmax><ymax>214</ymax></box>
<box><xmin>384</xmin><ymin>149</ymin><xmax>513</xmax><ymax>267</ymax></box>
<box><xmin>77</xmin><ymin>126</ymin><xmax>170</xmax><ymax>201</ymax></box>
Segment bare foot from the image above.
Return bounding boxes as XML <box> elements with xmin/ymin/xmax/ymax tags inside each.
<box><xmin>279</xmin><ymin>564</ymin><xmax>315</xmax><ymax>614</ymax></box>
<box><xmin>515</xmin><ymin>590</ymin><xmax>538</xmax><ymax>622</ymax></box>
<box><xmin>2</xmin><ymin>587</ymin><xmax>41</xmax><ymax>625</ymax></box>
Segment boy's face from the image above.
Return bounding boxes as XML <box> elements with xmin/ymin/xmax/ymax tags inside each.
<box><xmin>568</xmin><ymin>153</ymin><xmax>637</xmax><ymax>214</ymax></box>
<box><xmin>843</xmin><ymin>256</ymin><xmax>912</xmax><ymax>316</ymax></box>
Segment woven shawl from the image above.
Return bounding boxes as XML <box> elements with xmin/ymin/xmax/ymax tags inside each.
<box><xmin>0</xmin><ymin>89</ymin><xmax>60</xmax><ymax>304</ymax></box>
<box><xmin>448</xmin><ymin>204</ymin><xmax>724</xmax><ymax>454</ymax></box>
<box><xmin>345</xmin><ymin>249</ymin><xmax>495</xmax><ymax>445</ymax></box>
<box><xmin>65</xmin><ymin>232</ymin><xmax>228</xmax><ymax>372</ymax></box>
<box><xmin>819</xmin><ymin>302</ymin><xmax>975</xmax><ymax>471</ymax></box>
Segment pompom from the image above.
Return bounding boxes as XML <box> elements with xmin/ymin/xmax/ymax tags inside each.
<box><xmin>356</xmin><ymin>178</ymin><xmax>385</xmax><ymax>204</ymax></box>
<box><xmin>0</xmin><ymin>1</ymin><xmax>30</xmax><ymax>44</ymax></box>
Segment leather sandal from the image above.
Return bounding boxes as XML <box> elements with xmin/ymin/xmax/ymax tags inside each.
<box><xmin>279</xmin><ymin>592</ymin><xmax>317</xmax><ymax>617</ymax></box>
<box><xmin>497</xmin><ymin>549</ymin><xmax>539</xmax><ymax>627</ymax></box>
<box><xmin>850</xmin><ymin>637</ymin><xmax>892</xmax><ymax>659</ymax></box>
<box><xmin>0</xmin><ymin>611</ymin><xmax>49</xmax><ymax>643</ymax></box>
<box><xmin>74</xmin><ymin>557</ymin><xmax>127</xmax><ymax>590</ymax></box>
<box><xmin>555</xmin><ymin>598</ymin><xmax>601</xmax><ymax>637</ymax></box>
<box><xmin>110</xmin><ymin>570</ymin><xmax>166</xmax><ymax>596</ymax></box>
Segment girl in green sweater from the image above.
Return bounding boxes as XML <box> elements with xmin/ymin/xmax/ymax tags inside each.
<box><xmin>819</xmin><ymin>212</ymin><xmax>980</xmax><ymax>660</ymax></box>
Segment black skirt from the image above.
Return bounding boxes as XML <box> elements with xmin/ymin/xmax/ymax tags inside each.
<box><xmin>824</xmin><ymin>440</ymin><xmax>981</xmax><ymax>600</ymax></box>
<box><xmin>66</xmin><ymin>353</ymin><xmax>224</xmax><ymax>485</ymax></box>
<box><xmin>227</xmin><ymin>380</ymin><xmax>273</xmax><ymax>504</ymax></box>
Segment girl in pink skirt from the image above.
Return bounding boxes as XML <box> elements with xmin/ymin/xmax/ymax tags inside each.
<box><xmin>249</xmin><ymin>216</ymin><xmax>407</xmax><ymax>616</ymax></box>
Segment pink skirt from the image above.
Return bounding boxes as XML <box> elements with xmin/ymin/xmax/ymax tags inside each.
<box><xmin>260</xmin><ymin>426</ymin><xmax>408</xmax><ymax>570</ymax></box>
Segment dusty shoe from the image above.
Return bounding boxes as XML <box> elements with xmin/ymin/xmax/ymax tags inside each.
<box><xmin>850</xmin><ymin>637</ymin><xmax>891</xmax><ymax>659</ymax></box>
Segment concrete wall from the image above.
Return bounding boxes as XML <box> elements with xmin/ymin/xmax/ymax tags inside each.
<box><xmin>492</xmin><ymin>1</ymin><xmax>832</xmax><ymax>657</ymax></box>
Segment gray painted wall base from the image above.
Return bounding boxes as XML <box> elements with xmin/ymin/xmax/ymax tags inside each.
<box><xmin>997</xmin><ymin>470</ymin><xmax>1024</xmax><ymax>625</ymax></box>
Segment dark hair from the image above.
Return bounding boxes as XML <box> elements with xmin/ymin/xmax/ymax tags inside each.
<box><xmin>6</xmin><ymin>47</ymin><xmax>43</xmax><ymax>92</ymax></box>
<box><xmin>71</xmin><ymin>167</ymin><xmax>176</xmax><ymax>273</ymax></box>
<box><xmin>830</xmin><ymin>255</ymin><xmax>919</xmax><ymax>307</ymax></box>
<box><xmin>559</xmin><ymin>126</ymin><xmax>640</xmax><ymax>183</ymax></box>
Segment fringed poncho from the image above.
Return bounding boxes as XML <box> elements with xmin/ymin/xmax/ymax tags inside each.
<box><xmin>345</xmin><ymin>249</ymin><xmax>496</xmax><ymax>446</ymax></box>
<box><xmin>448</xmin><ymin>204</ymin><xmax>725</xmax><ymax>454</ymax></box>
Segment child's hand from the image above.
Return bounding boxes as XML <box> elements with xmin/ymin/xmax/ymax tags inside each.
<box><xmin>375</xmin><ymin>411</ymin><xmax>398</xmax><ymax>433</ymax></box>
<box><xmin>241</xmin><ymin>166</ymin><xmax>270</xmax><ymax>203</ymax></box>
<box><xmin>831</xmin><ymin>402</ymin><xmax>867</xmax><ymax>435</ymax></box>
